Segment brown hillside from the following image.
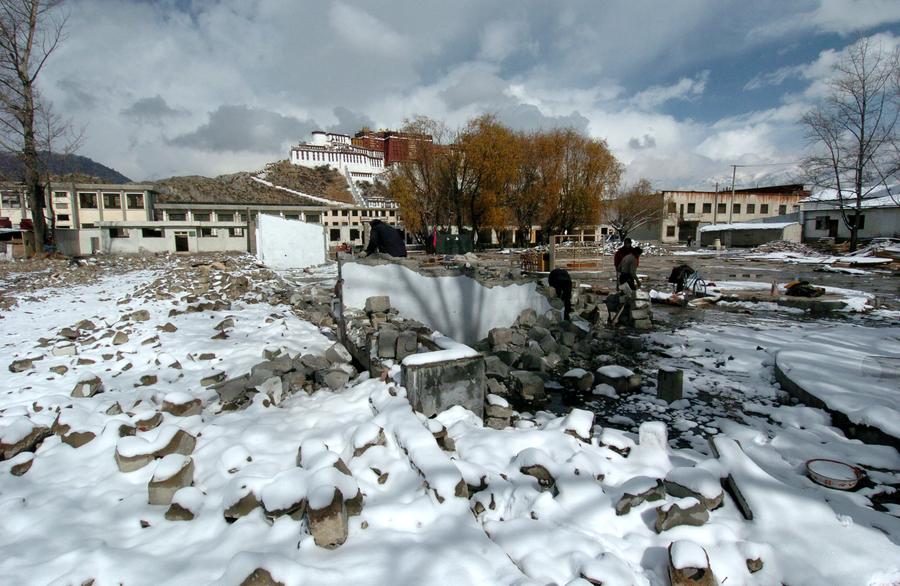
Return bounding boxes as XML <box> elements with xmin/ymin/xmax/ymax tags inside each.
<box><xmin>154</xmin><ymin>161</ymin><xmax>354</xmax><ymax>206</ymax></box>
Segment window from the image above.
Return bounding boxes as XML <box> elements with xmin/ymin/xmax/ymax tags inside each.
<box><xmin>55</xmin><ymin>202</ymin><xmax>68</xmax><ymax>209</ymax></box>
<box><xmin>778</xmin><ymin>204</ymin><xmax>787</xmax><ymax>215</ymax></box>
<box><xmin>760</xmin><ymin>204</ymin><xmax>769</xmax><ymax>214</ymax></box>
<box><xmin>388</xmin><ymin>210</ymin><xmax>396</xmax><ymax>217</ymax></box>
<box><xmin>351</xmin><ymin>210</ymin><xmax>358</xmax><ymax>216</ymax></box>
<box><xmin>341</xmin><ymin>210</ymin><xmax>349</xmax><ymax>216</ymax></box>
<box><xmin>687</xmin><ymin>203</ymin><xmax>696</xmax><ymax>214</ymax></box>
<box><xmin>667</xmin><ymin>201</ymin><xmax>677</xmax><ymax>213</ymax></box>
<box><xmin>199</xmin><ymin>227</ymin><xmax>216</xmax><ymax>237</ymax></box>
<box><xmin>193</xmin><ymin>212</ymin><xmax>211</xmax><ymax>222</ymax></box>
<box><xmin>330</xmin><ymin>228</ymin><xmax>341</xmax><ymax>241</ymax></box>
<box><xmin>349</xmin><ymin>229</ymin><xmax>360</xmax><ymax>241</ymax></box>
<box><xmin>666</xmin><ymin>225</ymin><xmax>676</xmax><ymax>237</ymax></box>
<box><xmin>109</xmin><ymin>228</ymin><xmax>129</xmax><ymax>238</ymax></box>
<box><xmin>747</xmin><ymin>203</ymin><xmax>756</xmax><ymax>214</ymax></box>
<box><xmin>733</xmin><ymin>203</ymin><xmax>741</xmax><ymax>214</ymax></box>
<box><xmin>717</xmin><ymin>203</ymin><xmax>726</xmax><ymax>214</ymax></box>
<box><xmin>306</xmin><ymin>214</ymin><xmax>320</xmax><ymax>223</ymax></box>
<box><xmin>235</xmin><ymin>213</ymin><xmax>244</xmax><ymax>221</ymax></box>
<box><xmin>702</xmin><ymin>203</ymin><xmax>712</xmax><ymax>214</ymax></box>
<box><xmin>228</xmin><ymin>227</ymin><xmax>244</xmax><ymax>237</ymax></box>
<box><xmin>1</xmin><ymin>191</ymin><xmax>21</xmax><ymax>208</ymax></box>
<box><xmin>217</xmin><ymin>212</ymin><xmax>234</xmax><ymax>222</ymax></box>
<box><xmin>81</xmin><ymin>223</ymin><xmax>96</xmax><ymax>229</ymax></box>
<box><xmin>815</xmin><ymin>216</ymin><xmax>829</xmax><ymax>230</ymax></box>
<box><xmin>54</xmin><ymin>191</ymin><xmax>68</xmax><ymax>199</ymax></box>
<box><xmin>79</xmin><ymin>193</ymin><xmax>97</xmax><ymax>208</ymax></box>
<box><xmin>848</xmin><ymin>215</ymin><xmax>866</xmax><ymax>229</ymax></box>
<box><xmin>103</xmin><ymin>193</ymin><xmax>121</xmax><ymax>209</ymax></box>
<box><xmin>126</xmin><ymin>193</ymin><xmax>144</xmax><ymax>209</ymax></box>
<box><xmin>142</xmin><ymin>228</ymin><xmax>164</xmax><ymax>238</ymax></box>
<box><xmin>57</xmin><ymin>214</ymin><xmax>70</xmax><ymax>222</ymax></box>
<box><xmin>168</xmin><ymin>212</ymin><xmax>186</xmax><ymax>221</ymax></box>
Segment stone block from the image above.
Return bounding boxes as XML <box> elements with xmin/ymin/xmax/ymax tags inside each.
<box><xmin>308</xmin><ymin>487</ymin><xmax>348</xmax><ymax>549</ymax></box>
<box><xmin>668</xmin><ymin>542</ymin><xmax>716</xmax><ymax>586</ymax></box>
<box><xmin>488</xmin><ymin>327</ymin><xmax>514</xmax><ymax>350</ymax></box>
<box><xmin>364</xmin><ymin>296</ymin><xmax>391</xmax><ymax>314</ymax></box>
<box><xmin>9</xmin><ymin>358</ymin><xmax>33</xmax><ymax>373</ymax></box>
<box><xmin>395</xmin><ymin>330</ymin><xmax>418</xmax><ymax>362</ymax></box>
<box><xmin>483</xmin><ymin>355</ymin><xmax>510</xmax><ymax>380</ymax></box>
<box><xmin>595</xmin><ymin>365</ymin><xmax>641</xmax><ymax>394</ymax></box>
<box><xmin>657</xmin><ymin>367</ymin><xmax>683</xmax><ymax>403</ymax></box>
<box><xmin>516</xmin><ymin>308</ymin><xmax>537</xmax><ymax>328</ymax></box>
<box><xmin>509</xmin><ymin>370</ymin><xmax>545</xmax><ymax>402</ymax></box>
<box><xmin>300</xmin><ymin>354</ymin><xmax>330</xmax><ymax>372</ymax></box>
<box><xmin>148</xmin><ymin>455</ymin><xmax>194</xmax><ymax>505</ymax></box>
<box><xmin>486</xmin><ymin>378</ymin><xmax>509</xmax><ymax>398</ymax></box>
<box><xmin>494</xmin><ymin>350</ymin><xmax>521</xmax><ymax>367</ymax></box>
<box><xmin>325</xmin><ymin>342</ymin><xmax>353</xmax><ymax>364</ymax></box>
<box><xmin>323</xmin><ymin>369</ymin><xmax>351</xmax><ymax>390</ymax></box>
<box><xmin>71</xmin><ymin>376</ymin><xmax>103</xmax><ymax>398</ymax></box>
<box><xmin>377</xmin><ymin>329</ymin><xmax>399</xmax><ymax>359</ymax></box>
<box><xmin>655</xmin><ymin>498</ymin><xmax>709</xmax><ymax>533</ymax></box>
<box><xmin>402</xmin><ymin>354</ymin><xmax>485</xmax><ymax>418</ymax></box>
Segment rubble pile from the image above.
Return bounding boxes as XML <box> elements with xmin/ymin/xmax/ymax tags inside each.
<box><xmin>748</xmin><ymin>240</ymin><xmax>823</xmax><ymax>256</ymax></box>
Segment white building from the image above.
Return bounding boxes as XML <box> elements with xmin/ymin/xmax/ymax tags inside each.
<box><xmin>800</xmin><ymin>185</ymin><xmax>900</xmax><ymax>242</ymax></box>
<box><xmin>290</xmin><ymin>131</ymin><xmax>385</xmax><ymax>184</ymax></box>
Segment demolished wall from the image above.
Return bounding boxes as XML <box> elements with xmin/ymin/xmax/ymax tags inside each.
<box><xmin>341</xmin><ymin>259</ymin><xmax>552</xmax><ymax>344</ymax></box>
<box><xmin>256</xmin><ymin>214</ymin><xmax>326</xmax><ymax>270</ymax></box>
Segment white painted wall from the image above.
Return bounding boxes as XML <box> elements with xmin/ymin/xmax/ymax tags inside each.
<box><xmin>342</xmin><ymin>262</ymin><xmax>552</xmax><ymax>344</ymax></box>
<box><xmin>256</xmin><ymin>214</ymin><xmax>326</xmax><ymax>269</ymax></box>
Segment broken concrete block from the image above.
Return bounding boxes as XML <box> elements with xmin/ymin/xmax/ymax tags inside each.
<box><xmin>201</xmin><ymin>371</ymin><xmax>226</xmax><ymax>387</ymax></box>
<box><xmin>352</xmin><ymin>423</ymin><xmax>386</xmax><ymax>457</ymax></box>
<box><xmin>71</xmin><ymin>374</ymin><xmax>103</xmax><ymax>398</ymax></box>
<box><xmin>214</xmin><ymin>317</ymin><xmax>234</xmax><ymax>331</ymax></box>
<box><xmin>486</xmin><ymin>377</ymin><xmax>509</xmax><ymax>398</ymax></box>
<box><xmin>325</xmin><ymin>342</ymin><xmax>353</xmax><ymax>364</ymax></box>
<box><xmin>129</xmin><ymin>309</ymin><xmax>151</xmax><ymax>322</ymax></box>
<box><xmin>493</xmin><ymin>349</ymin><xmax>521</xmax><ymax>367</ymax></box>
<box><xmin>488</xmin><ymin>327</ymin><xmax>514</xmax><ymax>350</ymax></box>
<box><xmin>668</xmin><ymin>541</ymin><xmax>716</xmax><ymax>586</ymax></box>
<box><xmin>300</xmin><ymin>354</ymin><xmax>330</xmax><ymax>372</ymax></box>
<box><xmin>509</xmin><ymin>370</ymin><xmax>545</xmax><ymax>402</ymax></box>
<box><xmin>59</xmin><ymin>327</ymin><xmax>79</xmax><ymax>340</ymax></box>
<box><xmin>307</xmin><ymin>487</ymin><xmax>348</xmax><ymax>549</ymax></box>
<box><xmin>615</xmin><ymin>476</ymin><xmax>666</xmax><ymax>516</ymax></box>
<box><xmin>323</xmin><ymin>369</ymin><xmax>351</xmax><ymax>390</ymax></box>
<box><xmin>136</xmin><ymin>374</ymin><xmax>157</xmax><ymax>387</ymax></box>
<box><xmin>516</xmin><ymin>308</ymin><xmax>537</xmax><ymax>328</ymax></box>
<box><xmin>49</xmin><ymin>365</ymin><xmax>69</xmax><ymax>375</ymax></box>
<box><xmin>148</xmin><ymin>455</ymin><xmax>194</xmax><ymax>505</ymax></box>
<box><xmin>112</xmin><ymin>331</ymin><xmax>129</xmax><ymax>345</ymax></box>
<box><xmin>9</xmin><ymin>358</ymin><xmax>33</xmax><ymax>373</ymax></box>
<box><xmin>158</xmin><ymin>322</ymin><xmax>178</xmax><ymax>333</ymax></box>
<box><xmin>402</xmin><ymin>354</ymin><xmax>485</xmax><ymax>418</ymax></box>
<box><xmin>484</xmin><ymin>355</ymin><xmax>510</xmax><ymax>380</ymax></box>
<box><xmin>655</xmin><ymin>497</ymin><xmax>709</xmax><ymax>533</ymax></box>
<box><xmin>664</xmin><ymin>467</ymin><xmax>723</xmax><ymax>510</ymax></box>
<box><xmin>657</xmin><ymin>367</ymin><xmax>684</xmax><ymax>403</ymax></box>
<box><xmin>563</xmin><ymin>368</ymin><xmax>594</xmax><ymax>391</ymax></box>
<box><xmin>395</xmin><ymin>330</ymin><xmax>418</xmax><ymax>361</ymax></box>
<box><xmin>61</xmin><ymin>430</ymin><xmax>96</xmax><ymax>448</ymax></box>
<box><xmin>161</xmin><ymin>393</ymin><xmax>202</xmax><ymax>417</ymax></box>
<box><xmin>484</xmin><ymin>394</ymin><xmax>513</xmax><ymax>419</ymax></box>
<box><xmin>377</xmin><ymin>329</ymin><xmax>399</xmax><ymax>359</ymax></box>
<box><xmin>240</xmin><ymin>568</ymin><xmax>284</xmax><ymax>586</ymax></box>
<box><xmin>595</xmin><ymin>365</ymin><xmax>641</xmax><ymax>394</ymax></box>
<box><xmin>52</xmin><ymin>343</ymin><xmax>77</xmax><ymax>357</ymax></box>
<box><xmin>9</xmin><ymin>453</ymin><xmax>34</xmax><ymax>476</ymax></box>
<box><xmin>364</xmin><ymin>296</ymin><xmax>390</xmax><ymax>314</ymax></box>
<box><xmin>224</xmin><ymin>490</ymin><xmax>261</xmax><ymax>522</ymax></box>
<box><xmin>0</xmin><ymin>421</ymin><xmax>50</xmax><ymax>460</ymax></box>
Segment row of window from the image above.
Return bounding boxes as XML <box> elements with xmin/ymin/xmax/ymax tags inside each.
<box><xmin>815</xmin><ymin>215</ymin><xmax>866</xmax><ymax>229</ymax></box>
<box><xmin>164</xmin><ymin>209</ymin><xmax>396</xmax><ymax>223</ymax></box>
<box><xmin>294</xmin><ymin>149</ymin><xmax>383</xmax><ymax>167</ymax></box>
<box><xmin>668</xmin><ymin>201</ymin><xmax>788</xmax><ymax>216</ymax></box>
<box><xmin>77</xmin><ymin>192</ymin><xmax>144</xmax><ymax>210</ymax></box>
<box><xmin>109</xmin><ymin>227</ymin><xmax>245</xmax><ymax>239</ymax></box>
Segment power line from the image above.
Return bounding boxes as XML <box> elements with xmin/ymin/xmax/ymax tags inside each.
<box><xmin>730</xmin><ymin>161</ymin><xmax>802</xmax><ymax>168</ymax></box>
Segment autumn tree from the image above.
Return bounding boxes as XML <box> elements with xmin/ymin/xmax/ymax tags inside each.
<box><xmin>0</xmin><ymin>0</ymin><xmax>67</xmax><ymax>249</ymax></box>
<box><xmin>801</xmin><ymin>36</ymin><xmax>900</xmax><ymax>251</ymax></box>
<box><xmin>539</xmin><ymin>129</ymin><xmax>621</xmax><ymax>240</ymax></box>
<box><xmin>602</xmin><ymin>178</ymin><xmax>664</xmax><ymax>240</ymax></box>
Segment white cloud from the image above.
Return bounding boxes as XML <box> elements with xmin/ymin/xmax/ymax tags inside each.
<box><xmin>750</xmin><ymin>0</ymin><xmax>900</xmax><ymax>38</ymax></box>
<box><xmin>632</xmin><ymin>71</ymin><xmax>710</xmax><ymax>110</ymax></box>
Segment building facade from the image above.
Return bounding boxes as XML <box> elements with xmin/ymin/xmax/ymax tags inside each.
<box><xmin>289</xmin><ymin>131</ymin><xmax>385</xmax><ymax>184</ymax></box>
<box><xmin>352</xmin><ymin>130</ymin><xmax>433</xmax><ymax>167</ymax></box>
<box><xmin>631</xmin><ymin>184</ymin><xmax>808</xmax><ymax>244</ymax></box>
<box><xmin>799</xmin><ymin>185</ymin><xmax>900</xmax><ymax>242</ymax></box>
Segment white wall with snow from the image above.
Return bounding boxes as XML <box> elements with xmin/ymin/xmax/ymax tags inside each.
<box><xmin>256</xmin><ymin>214</ymin><xmax>326</xmax><ymax>270</ymax></box>
<box><xmin>342</xmin><ymin>261</ymin><xmax>552</xmax><ymax>344</ymax></box>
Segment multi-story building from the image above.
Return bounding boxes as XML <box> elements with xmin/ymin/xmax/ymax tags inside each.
<box><xmin>289</xmin><ymin>131</ymin><xmax>386</xmax><ymax>185</ymax></box>
<box><xmin>632</xmin><ymin>184</ymin><xmax>808</xmax><ymax>244</ymax></box>
<box><xmin>352</xmin><ymin>130</ymin><xmax>433</xmax><ymax>167</ymax></box>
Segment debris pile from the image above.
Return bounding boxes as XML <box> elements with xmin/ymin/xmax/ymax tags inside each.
<box><xmin>748</xmin><ymin>240</ymin><xmax>822</xmax><ymax>256</ymax></box>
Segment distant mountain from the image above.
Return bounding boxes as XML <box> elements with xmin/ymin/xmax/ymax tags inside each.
<box><xmin>0</xmin><ymin>151</ymin><xmax>132</xmax><ymax>184</ymax></box>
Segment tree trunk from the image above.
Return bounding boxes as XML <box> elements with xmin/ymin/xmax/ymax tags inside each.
<box><xmin>22</xmin><ymin>86</ymin><xmax>47</xmax><ymax>251</ymax></box>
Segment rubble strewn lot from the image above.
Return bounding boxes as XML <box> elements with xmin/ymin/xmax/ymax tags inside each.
<box><xmin>1</xmin><ymin>252</ymin><xmax>899</xmax><ymax>585</ymax></box>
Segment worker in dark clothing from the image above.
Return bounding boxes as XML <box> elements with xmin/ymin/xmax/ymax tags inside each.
<box><xmin>668</xmin><ymin>264</ymin><xmax>694</xmax><ymax>293</ymax></box>
<box><xmin>613</xmin><ymin>238</ymin><xmax>633</xmax><ymax>275</ymax></box>
<box><xmin>548</xmin><ymin>268</ymin><xmax>573</xmax><ymax>320</ymax></box>
<box><xmin>618</xmin><ymin>247</ymin><xmax>642</xmax><ymax>290</ymax></box>
<box><xmin>363</xmin><ymin>219</ymin><xmax>407</xmax><ymax>257</ymax></box>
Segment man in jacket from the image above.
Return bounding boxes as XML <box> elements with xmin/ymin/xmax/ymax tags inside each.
<box><xmin>363</xmin><ymin>219</ymin><xmax>407</xmax><ymax>257</ymax></box>
<box><xmin>613</xmin><ymin>238</ymin><xmax>633</xmax><ymax>275</ymax></box>
<box><xmin>618</xmin><ymin>247</ymin><xmax>642</xmax><ymax>290</ymax></box>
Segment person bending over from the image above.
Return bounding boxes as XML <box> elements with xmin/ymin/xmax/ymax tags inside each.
<box><xmin>362</xmin><ymin>219</ymin><xmax>407</xmax><ymax>258</ymax></box>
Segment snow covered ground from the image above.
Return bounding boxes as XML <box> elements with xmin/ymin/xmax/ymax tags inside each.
<box><xmin>1</xmin><ymin>255</ymin><xmax>898</xmax><ymax>585</ymax></box>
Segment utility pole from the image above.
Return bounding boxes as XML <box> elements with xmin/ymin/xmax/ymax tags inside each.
<box><xmin>729</xmin><ymin>165</ymin><xmax>737</xmax><ymax>224</ymax></box>
<box><xmin>713</xmin><ymin>181</ymin><xmax>718</xmax><ymax>224</ymax></box>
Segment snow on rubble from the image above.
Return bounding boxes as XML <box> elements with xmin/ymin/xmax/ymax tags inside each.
<box><xmin>1</xmin><ymin>254</ymin><xmax>899</xmax><ymax>586</ymax></box>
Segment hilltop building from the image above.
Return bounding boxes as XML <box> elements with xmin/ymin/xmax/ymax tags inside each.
<box><xmin>289</xmin><ymin>131</ymin><xmax>385</xmax><ymax>186</ymax></box>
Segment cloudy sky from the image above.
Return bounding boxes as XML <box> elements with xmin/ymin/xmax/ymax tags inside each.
<box><xmin>40</xmin><ymin>0</ymin><xmax>900</xmax><ymax>188</ymax></box>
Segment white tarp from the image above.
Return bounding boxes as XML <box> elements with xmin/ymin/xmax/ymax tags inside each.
<box><xmin>255</xmin><ymin>214</ymin><xmax>326</xmax><ymax>270</ymax></box>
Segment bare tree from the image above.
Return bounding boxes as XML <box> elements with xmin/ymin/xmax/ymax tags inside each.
<box><xmin>602</xmin><ymin>178</ymin><xmax>663</xmax><ymax>241</ymax></box>
<box><xmin>801</xmin><ymin>36</ymin><xmax>900</xmax><ymax>251</ymax></box>
<box><xmin>0</xmin><ymin>0</ymin><xmax>66</xmax><ymax>250</ymax></box>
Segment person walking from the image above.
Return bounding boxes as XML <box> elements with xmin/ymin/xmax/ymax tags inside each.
<box><xmin>618</xmin><ymin>247</ymin><xmax>643</xmax><ymax>291</ymax></box>
<box><xmin>548</xmin><ymin>268</ymin><xmax>573</xmax><ymax>320</ymax></box>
